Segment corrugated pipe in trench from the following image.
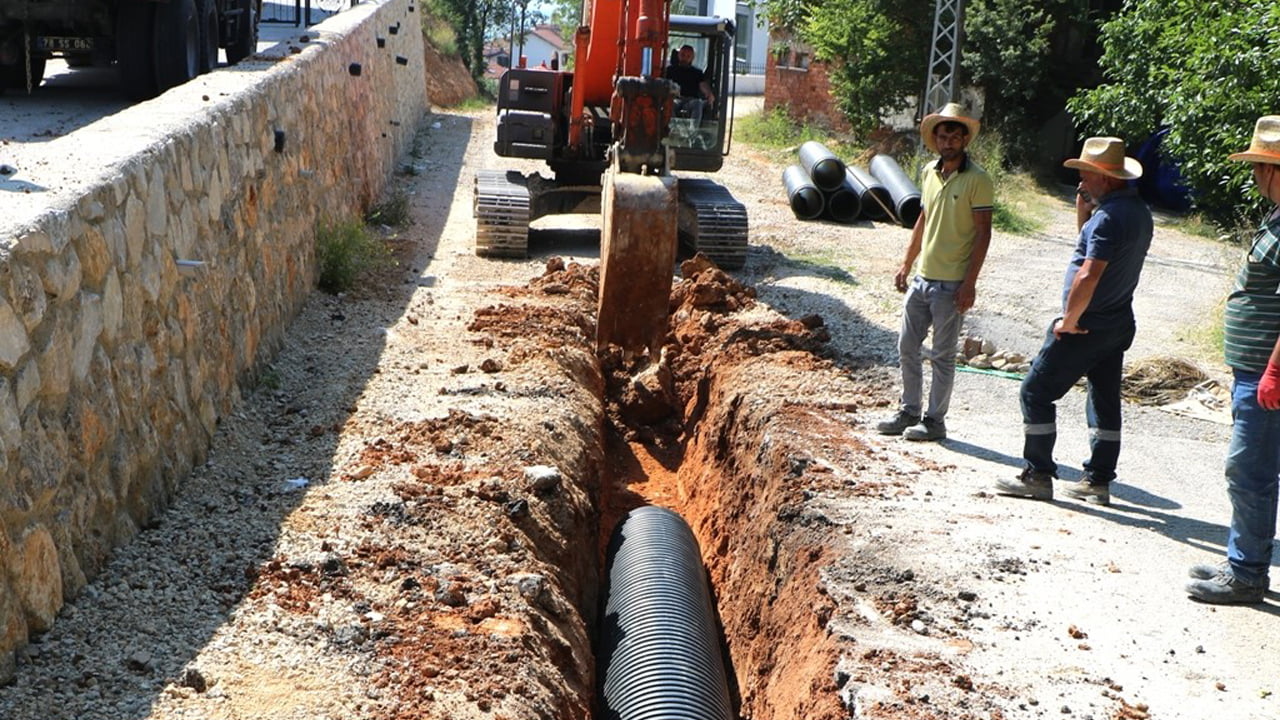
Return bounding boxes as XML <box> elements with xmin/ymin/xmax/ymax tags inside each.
<box><xmin>598</xmin><ymin>505</ymin><xmax>733</xmax><ymax>720</ymax></box>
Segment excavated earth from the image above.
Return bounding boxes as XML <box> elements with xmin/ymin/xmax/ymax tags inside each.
<box><xmin>1</xmin><ymin>99</ymin><xmax>1277</xmax><ymax>720</ymax></box>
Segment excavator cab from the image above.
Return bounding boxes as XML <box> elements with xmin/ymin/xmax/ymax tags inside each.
<box><xmin>665</xmin><ymin>14</ymin><xmax>735</xmax><ymax>172</ymax></box>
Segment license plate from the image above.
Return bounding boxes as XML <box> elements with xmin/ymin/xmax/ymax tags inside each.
<box><xmin>36</xmin><ymin>36</ymin><xmax>95</xmax><ymax>52</ymax></box>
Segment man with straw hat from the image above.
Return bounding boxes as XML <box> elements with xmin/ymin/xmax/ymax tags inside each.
<box><xmin>1185</xmin><ymin>116</ymin><xmax>1280</xmax><ymax>604</ymax></box>
<box><xmin>875</xmin><ymin>102</ymin><xmax>993</xmax><ymax>442</ymax></box>
<box><xmin>996</xmin><ymin>137</ymin><xmax>1152</xmax><ymax>504</ymax></box>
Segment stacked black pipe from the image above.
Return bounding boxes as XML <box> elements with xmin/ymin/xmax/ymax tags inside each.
<box><xmin>782</xmin><ymin>141</ymin><xmax>862</xmax><ymax>223</ymax></box>
<box><xmin>598</xmin><ymin>506</ymin><xmax>733</xmax><ymax>720</ymax></box>
<box><xmin>870</xmin><ymin>154</ymin><xmax>922</xmax><ymax>228</ymax></box>
<box><xmin>782</xmin><ymin>142</ymin><xmax>922</xmax><ymax>228</ymax></box>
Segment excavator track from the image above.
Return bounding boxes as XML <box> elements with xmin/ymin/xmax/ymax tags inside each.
<box><xmin>474</xmin><ymin>170</ymin><xmax>531</xmax><ymax>258</ymax></box>
<box><xmin>678</xmin><ymin>178</ymin><xmax>749</xmax><ymax>270</ymax></box>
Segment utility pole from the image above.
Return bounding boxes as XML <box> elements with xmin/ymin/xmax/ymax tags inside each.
<box><xmin>517</xmin><ymin>0</ymin><xmax>530</xmax><ymax>67</ymax></box>
<box><xmin>920</xmin><ymin>0</ymin><xmax>966</xmax><ymax>120</ymax></box>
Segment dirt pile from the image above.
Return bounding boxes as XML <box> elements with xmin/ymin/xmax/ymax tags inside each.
<box><xmin>423</xmin><ymin>38</ymin><xmax>478</xmax><ymax>107</ymax></box>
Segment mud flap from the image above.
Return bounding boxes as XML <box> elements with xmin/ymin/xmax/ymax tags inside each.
<box><xmin>596</xmin><ymin>170</ymin><xmax>678</xmax><ymax>354</ymax></box>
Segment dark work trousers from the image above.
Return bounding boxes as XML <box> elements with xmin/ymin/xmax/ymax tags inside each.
<box><xmin>1020</xmin><ymin>317</ymin><xmax>1135</xmax><ymax>483</ymax></box>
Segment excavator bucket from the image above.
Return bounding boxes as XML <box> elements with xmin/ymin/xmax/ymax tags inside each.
<box><xmin>597</xmin><ymin>170</ymin><xmax>679</xmax><ymax>354</ymax></box>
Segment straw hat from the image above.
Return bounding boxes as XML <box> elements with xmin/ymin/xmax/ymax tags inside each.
<box><xmin>1228</xmin><ymin>115</ymin><xmax>1280</xmax><ymax>164</ymax></box>
<box><xmin>1062</xmin><ymin>137</ymin><xmax>1142</xmax><ymax>180</ymax></box>
<box><xmin>920</xmin><ymin>103</ymin><xmax>981</xmax><ymax>153</ymax></box>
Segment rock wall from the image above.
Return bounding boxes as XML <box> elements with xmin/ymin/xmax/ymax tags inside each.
<box><xmin>0</xmin><ymin>0</ymin><xmax>426</xmax><ymax>679</ymax></box>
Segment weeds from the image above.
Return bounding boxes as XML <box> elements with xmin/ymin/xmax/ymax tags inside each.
<box><xmin>315</xmin><ymin>219</ymin><xmax>393</xmax><ymax>294</ymax></box>
<box><xmin>365</xmin><ymin>190</ymin><xmax>411</xmax><ymax>227</ymax></box>
<box><xmin>421</xmin><ymin>12</ymin><xmax>457</xmax><ymax>56</ymax></box>
<box><xmin>455</xmin><ymin>95</ymin><xmax>495</xmax><ymax>111</ymax></box>
<box><xmin>737</xmin><ymin>106</ymin><xmax>857</xmax><ymax>158</ymax></box>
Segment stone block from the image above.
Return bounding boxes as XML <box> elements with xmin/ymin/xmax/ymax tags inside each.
<box><xmin>73</xmin><ymin>292</ymin><xmax>105</xmax><ymax>383</ymax></box>
<box><xmin>42</xmin><ymin>247</ymin><xmax>83</xmax><ymax>301</ymax></box>
<box><xmin>0</xmin><ymin>299</ymin><xmax>32</xmax><ymax>372</ymax></box>
<box><xmin>11</xmin><ymin>525</ymin><xmax>63</xmax><ymax>634</ymax></box>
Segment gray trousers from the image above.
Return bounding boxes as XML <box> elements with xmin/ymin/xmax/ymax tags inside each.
<box><xmin>897</xmin><ymin>276</ymin><xmax>962</xmax><ymax>421</ymax></box>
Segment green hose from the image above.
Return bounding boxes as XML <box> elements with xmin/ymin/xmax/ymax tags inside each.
<box><xmin>957</xmin><ymin>365</ymin><xmax>1026</xmax><ymax>380</ymax></box>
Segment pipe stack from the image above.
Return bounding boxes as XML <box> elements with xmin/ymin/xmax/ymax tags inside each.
<box><xmin>782</xmin><ymin>142</ymin><xmax>922</xmax><ymax>228</ymax></box>
<box><xmin>779</xmin><ymin>142</ymin><xmax>862</xmax><ymax>223</ymax></box>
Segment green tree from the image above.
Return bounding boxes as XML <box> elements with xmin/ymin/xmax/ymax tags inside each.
<box><xmin>962</xmin><ymin>0</ymin><xmax>1090</xmax><ymax>164</ymax></box>
<box><xmin>428</xmin><ymin>0</ymin><xmax>545</xmax><ymax>84</ymax></box>
<box><xmin>762</xmin><ymin>0</ymin><xmax>931</xmax><ymax>138</ymax></box>
<box><xmin>1068</xmin><ymin>0</ymin><xmax>1280</xmax><ymax>226</ymax></box>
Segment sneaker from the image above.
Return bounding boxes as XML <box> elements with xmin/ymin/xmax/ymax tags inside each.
<box><xmin>904</xmin><ymin>417</ymin><xmax>947</xmax><ymax>441</ymax></box>
<box><xmin>994</xmin><ymin>467</ymin><xmax>1054</xmax><ymax>501</ymax></box>
<box><xmin>875</xmin><ymin>410</ymin><xmax>921</xmax><ymax>436</ymax></box>
<box><xmin>1188</xmin><ymin>561</ymin><xmax>1230</xmax><ymax>581</ymax></box>
<box><xmin>1185</xmin><ymin>569</ymin><xmax>1266</xmax><ymax>605</ymax></box>
<box><xmin>1060</xmin><ymin>478</ymin><xmax>1111</xmax><ymax>505</ymax></box>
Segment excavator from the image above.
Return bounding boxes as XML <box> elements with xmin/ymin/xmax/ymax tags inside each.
<box><xmin>476</xmin><ymin>0</ymin><xmax>748</xmax><ymax>354</ymax></box>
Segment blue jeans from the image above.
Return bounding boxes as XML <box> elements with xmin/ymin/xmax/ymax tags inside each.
<box><xmin>897</xmin><ymin>277</ymin><xmax>962</xmax><ymax>421</ymax></box>
<box><xmin>1224</xmin><ymin>369</ymin><xmax>1280</xmax><ymax>586</ymax></box>
<box><xmin>1020</xmin><ymin>318</ymin><xmax>1134</xmax><ymax>482</ymax></box>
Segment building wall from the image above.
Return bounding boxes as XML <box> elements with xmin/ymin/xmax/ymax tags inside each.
<box><xmin>763</xmin><ymin>36</ymin><xmax>850</xmax><ymax>133</ymax></box>
<box><xmin>0</xmin><ymin>0</ymin><xmax>426</xmax><ymax>680</ymax></box>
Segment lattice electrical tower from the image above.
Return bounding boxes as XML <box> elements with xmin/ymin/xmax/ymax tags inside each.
<box><xmin>920</xmin><ymin>0</ymin><xmax>966</xmax><ymax>119</ymax></box>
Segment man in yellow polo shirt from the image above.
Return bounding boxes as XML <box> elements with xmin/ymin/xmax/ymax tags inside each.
<box><xmin>876</xmin><ymin>103</ymin><xmax>994</xmax><ymax>441</ymax></box>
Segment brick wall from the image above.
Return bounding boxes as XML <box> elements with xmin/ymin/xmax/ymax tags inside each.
<box><xmin>763</xmin><ymin>40</ymin><xmax>850</xmax><ymax>134</ymax></box>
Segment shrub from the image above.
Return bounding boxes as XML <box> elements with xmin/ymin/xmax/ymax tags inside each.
<box><xmin>315</xmin><ymin>220</ymin><xmax>392</xmax><ymax>294</ymax></box>
<box><xmin>365</xmin><ymin>190</ymin><xmax>411</xmax><ymax>227</ymax></box>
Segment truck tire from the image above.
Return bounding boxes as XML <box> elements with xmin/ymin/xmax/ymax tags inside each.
<box><xmin>0</xmin><ymin>57</ymin><xmax>46</xmax><ymax>92</ymax></box>
<box><xmin>225</xmin><ymin>0</ymin><xmax>258</xmax><ymax>65</ymax></box>
<box><xmin>154</xmin><ymin>0</ymin><xmax>201</xmax><ymax>92</ymax></box>
<box><xmin>118</xmin><ymin>2</ymin><xmax>158</xmax><ymax>99</ymax></box>
<box><xmin>198</xmin><ymin>0</ymin><xmax>220</xmax><ymax>72</ymax></box>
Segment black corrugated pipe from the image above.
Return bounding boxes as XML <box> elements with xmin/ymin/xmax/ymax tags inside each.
<box><xmin>798</xmin><ymin>141</ymin><xmax>847</xmax><ymax>191</ymax></box>
<box><xmin>870</xmin><ymin>154</ymin><xmax>922</xmax><ymax>228</ymax></box>
<box><xmin>783</xmin><ymin>164</ymin><xmax>824</xmax><ymax>220</ymax></box>
<box><xmin>598</xmin><ymin>506</ymin><xmax>733</xmax><ymax>720</ymax></box>
<box><xmin>845</xmin><ymin>166</ymin><xmax>896</xmax><ymax>223</ymax></box>
<box><xmin>823</xmin><ymin>181</ymin><xmax>861</xmax><ymax>223</ymax></box>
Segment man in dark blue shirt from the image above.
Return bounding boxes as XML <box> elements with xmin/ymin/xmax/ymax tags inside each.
<box><xmin>996</xmin><ymin>137</ymin><xmax>1153</xmax><ymax>504</ymax></box>
<box><xmin>666</xmin><ymin>45</ymin><xmax>714</xmax><ymax>123</ymax></box>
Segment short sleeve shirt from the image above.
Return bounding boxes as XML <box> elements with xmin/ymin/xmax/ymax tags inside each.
<box><xmin>666</xmin><ymin>64</ymin><xmax>706</xmax><ymax>98</ymax></box>
<box><xmin>1061</xmin><ymin>186</ymin><xmax>1153</xmax><ymax>329</ymax></box>
<box><xmin>1224</xmin><ymin>206</ymin><xmax>1280</xmax><ymax>373</ymax></box>
<box><xmin>917</xmin><ymin>156</ymin><xmax>994</xmax><ymax>281</ymax></box>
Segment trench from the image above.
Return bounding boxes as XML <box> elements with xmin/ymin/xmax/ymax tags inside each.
<box><xmin>404</xmin><ymin>257</ymin><xmax>853</xmax><ymax>720</ymax></box>
<box><xmin>582</xmin><ymin>260</ymin><xmax>849</xmax><ymax>720</ymax></box>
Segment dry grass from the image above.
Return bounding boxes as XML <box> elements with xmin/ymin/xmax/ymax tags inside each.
<box><xmin>1121</xmin><ymin>356</ymin><xmax>1210</xmax><ymax>405</ymax></box>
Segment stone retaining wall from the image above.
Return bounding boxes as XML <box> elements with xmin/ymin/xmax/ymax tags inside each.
<box><xmin>0</xmin><ymin>0</ymin><xmax>426</xmax><ymax>678</ymax></box>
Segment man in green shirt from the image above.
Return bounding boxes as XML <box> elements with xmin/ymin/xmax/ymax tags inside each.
<box><xmin>1185</xmin><ymin>115</ymin><xmax>1280</xmax><ymax>604</ymax></box>
<box><xmin>876</xmin><ymin>103</ymin><xmax>994</xmax><ymax>441</ymax></box>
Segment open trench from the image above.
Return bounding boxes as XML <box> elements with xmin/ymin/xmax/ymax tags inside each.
<box><xmin>451</xmin><ymin>256</ymin><xmax>855</xmax><ymax>720</ymax></box>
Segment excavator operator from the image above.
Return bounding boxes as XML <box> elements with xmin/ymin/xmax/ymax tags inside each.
<box><xmin>666</xmin><ymin>44</ymin><xmax>716</xmax><ymax>124</ymax></box>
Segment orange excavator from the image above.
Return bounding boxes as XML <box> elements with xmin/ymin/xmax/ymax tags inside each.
<box><xmin>476</xmin><ymin>1</ymin><xmax>747</xmax><ymax>354</ymax></box>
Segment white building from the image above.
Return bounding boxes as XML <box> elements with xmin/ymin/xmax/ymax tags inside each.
<box><xmin>673</xmin><ymin>0</ymin><xmax>769</xmax><ymax>76</ymax></box>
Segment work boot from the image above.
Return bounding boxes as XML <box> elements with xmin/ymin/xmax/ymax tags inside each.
<box><xmin>1060</xmin><ymin>477</ymin><xmax>1111</xmax><ymax>505</ymax></box>
<box><xmin>1185</xmin><ymin>569</ymin><xmax>1267</xmax><ymax>605</ymax></box>
<box><xmin>875</xmin><ymin>410</ymin><xmax>921</xmax><ymax>436</ymax></box>
<box><xmin>1187</xmin><ymin>561</ymin><xmax>1230</xmax><ymax>581</ymax></box>
<box><xmin>904</xmin><ymin>417</ymin><xmax>947</xmax><ymax>442</ymax></box>
<box><xmin>994</xmin><ymin>467</ymin><xmax>1054</xmax><ymax>501</ymax></box>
